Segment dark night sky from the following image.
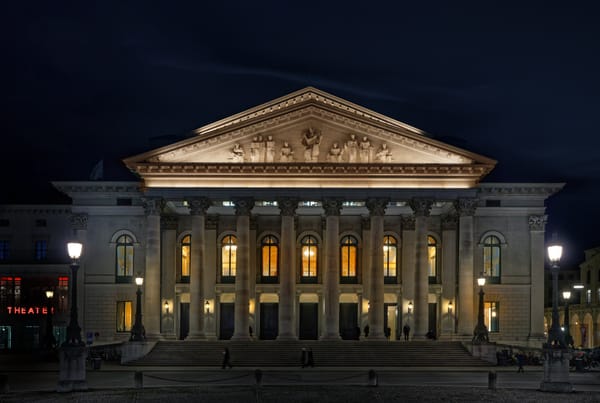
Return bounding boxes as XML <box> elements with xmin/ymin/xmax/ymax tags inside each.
<box><xmin>2</xmin><ymin>2</ymin><xmax>599</xmax><ymax>268</ymax></box>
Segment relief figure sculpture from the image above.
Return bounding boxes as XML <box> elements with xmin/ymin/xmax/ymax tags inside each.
<box><xmin>302</xmin><ymin>127</ymin><xmax>322</xmax><ymax>162</ymax></box>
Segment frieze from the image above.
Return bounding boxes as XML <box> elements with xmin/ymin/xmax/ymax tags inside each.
<box><xmin>478</xmin><ymin>184</ymin><xmax>565</xmax><ymax>197</ymax></box>
<box><xmin>528</xmin><ymin>215</ymin><xmax>548</xmax><ymax>231</ymax></box>
<box><xmin>408</xmin><ymin>199</ymin><xmax>433</xmax><ymax>217</ymax></box>
<box><xmin>454</xmin><ymin>198</ymin><xmax>478</xmax><ymax>216</ymax></box>
<box><xmin>69</xmin><ymin>213</ymin><xmax>88</xmax><ymax>230</ymax></box>
<box><xmin>0</xmin><ymin>207</ymin><xmax>71</xmax><ymax>215</ymax></box>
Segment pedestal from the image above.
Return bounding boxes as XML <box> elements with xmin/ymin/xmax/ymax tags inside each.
<box><xmin>470</xmin><ymin>342</ymin><xmax>497</xmax><ymax>364</ymax></box>
<box><xmin>121</xmin><ymin>340</ymin><xmax>156</xmax><ymax>364</ymax></box>
<box><xmin>539</xmin><ymin>347</ymin><xmax>572</xmax><ymax>393</ymax></box>
<box><xmin>57</xmin><ymin>345</ymin><xmax>87</xmax><ymax>392</ymax></box>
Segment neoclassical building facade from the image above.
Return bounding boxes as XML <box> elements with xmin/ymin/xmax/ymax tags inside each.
<box><xmin>2</xmin><ymin>88</ymin><xmax>563</xmax><ymax>349</ymax></box>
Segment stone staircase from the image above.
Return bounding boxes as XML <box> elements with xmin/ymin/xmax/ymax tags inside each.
<box><xmin>127</xmin><ymin>340</ymin><xmax>490</xmax><ymax>367</ymax></box>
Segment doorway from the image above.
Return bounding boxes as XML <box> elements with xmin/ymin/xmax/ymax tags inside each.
<box><xmin>179</xmin><ymin>303</ymin><xmax>189</xmax><ymax>340</ymax></box>
<box><xmin>299</xmin><ymin>303</ymin><xmax>318</xmax><ymax>340</ymax></box>
<box><xmin>384</xmin><ymin>303</ymin><xmax>397</xmax><ymax>340</ymax></box>
<box><xmin>339</xmin><ymin>303</ymin><xmax>358</xmax><ymax>340</ymax></box>
<box><xmin>428</xmin><ymin>302</ymin><xmax>437</xmax><ymax>339</ymax></box>
<box><xmin>259</xmin><ymin>303</ymin><xmax>278</xmax><ymax>340</ymax></box>
<box><xmin>219</xmin><ymin>303</ymin><xmax>234</xmax><ymax>340</ymax></box>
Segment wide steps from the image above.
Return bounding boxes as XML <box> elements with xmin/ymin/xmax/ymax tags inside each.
<box><xmin>128</xmin><ymin>341</ymin><xmax>490</xmax><ymax>367</ymax></box>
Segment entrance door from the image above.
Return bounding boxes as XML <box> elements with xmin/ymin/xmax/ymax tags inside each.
<box><xmin>259</xmin><ymin>303</ymin><xmax>278</xmax><ymax>340</ymax></box>
<box><xmin>428</xmin><ymin>302</ymin><xmax>437</xmax><ymax>339</ymax></box>
<box><xmin>179</xmin><ymin>303</ymin><xmax>189</xmax><ymax>340</ymax></box>
<box><xmin>219</xmin><ymin>303</ymin><xmax>234</xmax><ymax>340</ymax></box>
<box><xmin>384</xmin><ymin>303</ymin><xmax>397</xmax><ymax>340</ymax></box>
<box><xmin>299</xmin><ymin>303</ymin><xmax>318</xmax><ymax>340</ymax></box>
<box><xmin>339</xmin><ymin>303</ymin><xmax>358</xmax><ymax>340</ymax></box>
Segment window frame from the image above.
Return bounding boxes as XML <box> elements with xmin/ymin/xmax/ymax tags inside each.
<box><xmin>180</xmin><ymin>234</ymin><xmax>191</xmax><ymax>283</ymax></box>
<box><xmin>482</xmin><ymin>235</ymin><xmax>501</xmax><ymax>284</ymax></box>
<box><xmin>116</xmin><ymin>300</ymin><xmax>133</xmax><ymax>332</ymax></box>
<box><xmin>300</xmin><ymin>235</ymin><xmax>318</xmax><ymax>283</ymax></box>
<box><xmin>428</xmin><ymin>235</ymin><xmax>438</xmax><ymax>284</ymax></box>
<box><xmin>221</xmin><ymin>235</ymin><xmax>237</xmax><ymax>283</ymax></box>
<box><xmin>484</xmin><ymin>301</ymin><xmax>500</xmax><ymax>332</ymax></box>
<box><xmin>383</xmin><ymin>235</ymin><xmax>398</xmax><ymax>284</ymax></box>
<box><xmin>340</xmin><ymin>235</ymin><xmax>358</xmax><ymax>284</ymax></box>
<box><xmin>34</xmin><ymin>239</ymin><xmax>48</xmax><ymax>261</ymax></box>
<box><xmin>115</xmin><ymin>235</ymin><xmax>134</xmax><ymax>283</ymax></box>
<box><xmin>260</xmin><ymin>235</ymin><xmax>279</xmax><ymax>283</ymax></box>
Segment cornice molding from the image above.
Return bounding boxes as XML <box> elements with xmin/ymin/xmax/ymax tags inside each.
<box><xmin>0</xmin><ymin>206</ymin><xmax>71</xmax><ymax>214</ymax></box>
<box><xmin>52</xmin><ymin>181</ymin><xmax>142</xmax><ymax>195</ymax></box>
<box><xmin>478</xmin><ymin>183</ymin><xmax>565</xmax><ymax>198</ymax></box>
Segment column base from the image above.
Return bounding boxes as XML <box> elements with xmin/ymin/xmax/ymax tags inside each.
<box><xmin>230</xmin><ymin>334</ymin><xmax>252</xmax><ymax>341</ymax></box>
<box><xmin>186</xmin><ymin>332</ymin><xmax>208</xmax><ymax>340</ymax></box>
<box><xmin>320</xmin><ymin>334</ymin><xmax>341</xmax><ymax>341</ymax></box>
<box><xmin>276</xmin><ymin>334</ymin><xmax>298</xmax><ymax>341</ymax></box>
<box><xmin>57</xmin><ymin>345</ymin><xmax>87</xmax><ymax>392</ymax></box>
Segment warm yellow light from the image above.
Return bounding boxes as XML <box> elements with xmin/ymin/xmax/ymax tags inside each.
<box><xmin>135</xmin><ymin>276</ymin><xmax>144</xmax><ymax>286</ymax></box>
<box><xmin>46</xmin><ymin>290</ymin><xmax>54</xmax><ymax>299</ymax></box>
<box><xmin>67</xmin><ymin>242</ymin><xmax>83</xmax><ymax>259</ymax></box>
<box><xmin>477</xmin><ymin>276</ymin><xmax>486</xmax><ymax>287</ymax></box>
<box><xmin>562</xmin><ymin>290</ymin><xmax>571</xmax><ymax>300</ymax></box>
<box><xmin>164</xmin><ymin>301</ymin><xmax>169</xmax><ymax>311</ymax></box>
<box><xmin>448</xmin><ymin>301</ymin><xmax>453</xmax><ymax>312</ymax></box>
<box><xmin>408</xmin><ymin>301</ymin><xmax>413</xmax><ymax>313</ymax></box>
<box><xmin>547</xmin><ymin>244</ymin><xmax>563</xmax><ymax>263</ymax></box>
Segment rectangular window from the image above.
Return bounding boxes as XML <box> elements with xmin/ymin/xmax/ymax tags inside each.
<box><xmin>0</xmin><ymin>277</ymin><xmax>21</xmax><ymax>307</ymax></box>
<box><xmin>0</xmin><ymin>240</ymin><xmax>9</xmax><ymax>260</ymax></box>
<box><xmin>341</xmin><ymin>247</ymin><xmax>356</xmax><ymax>277</ymax></box>
<box><xmin>57</xmin><ymin>276</ymin><xmax>69</xmax><ymax>312</ymax></box>
<box><xmin>484</xmin><ymin>301</ymin><xmax>499</xmax><ymax>332</ymax></box>
<box><xmin>34</xmin><ymin>240</ymin><xmax>48</xmax><ymax>260</ymax></box>
<box><xmin>116</xmin><ymin>301</ymin><xmax>133</xmax><ymax>332</ymax></box>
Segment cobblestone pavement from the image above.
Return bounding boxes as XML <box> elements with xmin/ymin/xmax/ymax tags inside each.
<box><xmin>1</xmin><ymin>385</ymin><xmax>600</xmax><ymax>403</ymax></box>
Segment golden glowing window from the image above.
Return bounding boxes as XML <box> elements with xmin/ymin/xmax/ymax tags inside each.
<box><xmin>483</xmin><ymin>236</ymin><xmax>501</xmax><ymax>281</ymax></box>
<box><xmin>261</xmin><ymin>235</ymin><xmax>279</xmax><ymax>277</ymax></box>
<box><xmin>116</xmin><ymin>235</ymin><xmax>134</xmax><ymax>279</ymax></box>
<box><xmin>181</xmin><ymin>235</ymin><xmax>191</xmax><ymax>278</ymax></box>
<box><xmin>428</xmin><ymin>236</ymin><xmax>437</xmax><ymax>278</ymax></box>
<box><xmin>116</xmin><ymin>300</ymin><xmax>133</xmax><ymax>332</ymax></box>
<box><xmin>340</xmin><ymin>236</ymin><xmax>357</xmax><ymax>278</ymax></box>
<box><xmin>221</xmin><ymin>235</ymin><xmax>237</xmax><ymax>277</ymax></box>
<box><xmin>301</xmin><ymin>236</ymin><xmax>318</xmax><ymax>277</ymax></box>
<box><xmin>484</xmin><ymin>301</ymin><xmax>499</xmax><ymax>332</ymax></box>
<box><xmin>383</xmin><ymin>236</ymin><xmax>397</xmax><ymax>277</ymax></box>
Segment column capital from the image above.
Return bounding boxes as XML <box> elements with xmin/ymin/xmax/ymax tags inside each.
<box><xmin>277</xmin><ymin>198</ymin><xmax>299</xmax><ymax>216</ymax></box>
<box><xmin>143</xmin><ymin>197</ymin><xmax>164</xmax><ymax>216</ymax></box>
<box><xmin>441</xmin><ymin>213</ymin><xmax>458</xmax><ymax>230</ymax></box>
<box><xmin>69</xmin><ymin>213</ymin><xmax>88</xmax><ymax>230</ymax></box>
<box><xmin>233</xmin><ymin>198</ymin><xmax>254</xmax><ymax>216</ymax></box>
<box><xmin>454</xmin><ymin>198</ymin><xmax>478</xmax><ymax>216</ymax></box>
<box><xmin>366</xmin><ymin>198</ymin><xmax>389</xmax><ymax>216</ymax></box>
<box><xmin>528</xmin><ymin>215</ymin><xmax>548</xmax><ymax>231</ymax></box>
<box><xmin>188</xmin><ymin>197</ymin><xmax>211</xmax><ymax>216</ymax></box>
<box><xmin>322</xmin><ymin>198</ymin><xmax>343</xmax><ymax>216</ymax></box>
<box><xmin>408</xmin><ymin>198</ymin><xmax>433</xmax><ymax>217</ymax></box>
<box><xmin>401</xmin><ymin>215</ymin><xmax>415</xmax><ymax>230</ymax></box>
<box><xmin>161</xmin><ymin>215</ymin><xmax>178</xmax><ymax>230</ymax></box>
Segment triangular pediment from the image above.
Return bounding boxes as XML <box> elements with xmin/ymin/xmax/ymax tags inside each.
<box><xmin>124</xmin><ymin>87</ymin><xmax>496</xmax><ymax>189</ymax></box>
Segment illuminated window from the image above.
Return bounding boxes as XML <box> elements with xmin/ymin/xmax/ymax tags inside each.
<box><xmin>261</xmin><ymin>235</ymin><xmax>279</xmax><ymax>281</ymax></box>
<box><xmin>34</xmin><ymin>240</ymin><xmax>48</xmax><ymax>260</ymax></box>
<box><xmin>301</xmin><ymin>235</ymin><xmax>318</xmax><ymax>281</ymax></box>
<box><xmin>340</xmin><ymin>235</ymin><xmax>357</xmax><ymax>282</ymax></box>
<box><xmin>483</xmin><ymin>235</ymin><xmax>501</xmax><ymax>283</ymax></box>
<box><xmin>383</xmin><ymin>236</ymin><xmax>397</xmax><ymax>281</ymax></box>
<box><xmin>428</xmin><ymin>236</ymin><xmax>437</xmax><ymax>283</ymax></box>
<box><xmin>116</xmin><ymin>235</ymin><xmax>134</xmax><ymax>282</ymax></box>
<box><xmin>484</xmin><ymin>301</ymin><xmax>499</xmax><ymax>332</ymax></box>
<box><xmin>116</xmin><ymin>301</ymin><xmax>133</xmax><ymax>332</ymax></box>
<box><xmin>180</xmin><ymin>235</ymin><xmax>191</xmax><ymax>282</ymax></box>
<box><xmin>0</xmin><ymin>240</ymin><xmax>9</xmax><ymax>260</ymax></box>
<box><xmin>587</xmin><ymin>289</ymin><xmax>591</xmax><ymax>304</ymax></box>
<box><xmin>221</xmin><ymin>235</ymin><xmax>237</xmax><ymax>280</ymax></box>
<box><xmin>298</xmin><ymin>201</ymin><xmax>322</xmax><ymax>207</ymax></box>
<box><xmin>0</xmin><ymin>277</ymin><xmax>21</xmax><ymax>307</ymax></box>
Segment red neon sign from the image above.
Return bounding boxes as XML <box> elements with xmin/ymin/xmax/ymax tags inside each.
<box><xmin>6</xmin><ymin>306</ymin><xmax>55</xmax><ymax>315</ymax></box>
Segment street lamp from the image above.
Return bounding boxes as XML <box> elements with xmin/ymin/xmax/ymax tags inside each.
<box><xmin>65</xmin><ymin>242</ymin><xmax>83</xmax><ymax>346</ymax></box>
<box><xmin>130</xmin><ymin>275</ymin><xmax>145</xmax><ymax>341</ymax></box>
<box><xmin>547</xmin><ymin>241</ymin><xmax>565</xmax><ymax>348</ymax></box>
<box><xmin>407</xmin><ymin>301</ymin><xmax>413</xmax><ymax>314</ymax></box>
<box><xmin>562</xmin><ymin>290</ymin><xmax>573</xmax><ymax>348</ymax></box>
<box><xmin>473</xmin><ymin>273</ymin><xmax>489</xmax><ymax>344</ymax></box>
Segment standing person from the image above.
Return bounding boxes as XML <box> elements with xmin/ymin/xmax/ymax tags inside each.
<box><xmin>516</xmin><ymin>352</ymin><xmax>525</xmax><ymax>373</ymax></box>
<box><xmin>307</xmin><ymin>347</ymin><xmax>315</xmax><ymax>367</ymax></box>
<box><xmin>364</xmin><ymin>324</ymin><xmax>370</xmax><ymax>338</ymax></box>
<box><xmin>221</xmin><ymin>347</ymin><xmax>232</xmax><ymax>369</ymax></box>
<box><xmin>403</xmin><ymin>324</ymin><xmax>410</xmax><ymax>341</ymax></box>
<box><xmin>301</xmin><ymin>347</ymin><xmax>307</xmax><ymax>368</ymax></box>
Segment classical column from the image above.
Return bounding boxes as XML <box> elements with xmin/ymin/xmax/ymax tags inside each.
<box><xmin>143</xmin><ymin>197</ymin><xmax>163</xmax><ymax>339</ymax></box>
<box><xmin>455</xmin><ymin>198</ymin><xmax>477</xmax><ymax>337</ymax></box>
<box><xmin>408</xmin><ymin>199</ymin><xmax>433</xmax><ymax>339</ymax></box>
<box><xmin>69</xmin><ymin>213</ymin><xmax>88</xmax><ymax>335</ymax></box>
<box><xmin>187</xmin><ymin>198</ymin><xmax>211</xmax><ymax>340</ymax></box>
<box><xmin>366</xmin><ymin>198</ymin><xmax>388</xmax><ymax>339</ymax></box>
<box><xmin>160</xmin><ymin>216</ymin><xmax>177</xmax><ymax>339</ymax></box>
<box><xmin>277</xmin><ymin>198</ymin><xmax>298</xmax><ymax>340</ymax></box>
<box><xmin>528</xmin><ymin>215</ymin><xmax>548</xmax><ymax>342</ymax></box>
<box><xmin>401</xmin><ymin>215</ymin><xmax>415</xmax><ymax>330</ymax></box>
<box><xmin>321</xmin><ymin>198</ymin><xmax>342</xmax><ymax>340</ymax></box>
<box><xmin>231</xmin><ymin>198</ymin><xmax>254</xmax><ymax>340</ymax></box>
<box><xmin>441</xmin><ymin>214</ymin><xmax>458</xmax><ymax>338</ymax></box>
<box><xmin>204</xmin><ymin>215</ymin><xmax>218</xmax><ymax>339</ymax></box>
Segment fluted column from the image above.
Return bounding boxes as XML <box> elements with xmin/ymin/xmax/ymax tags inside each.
<box><xmin>366</xmin><ymin>198</ymin><xmax>389</xmax><ymax>339</ymax></box>
<box><xmin>69</xmin><ymin>213</ymin><xmax>88</xmax><ymax>335</ymax></box>
<box><xmin>187</xmin><ymin>198</ymin><xmax>211</xmax><ymax>340</ymax></box>
<box><xmin>321</xmin><ymin>198</ymin><xmax>342</xmax><ymax>340</ymax></box>
<box><xmin>231</xmin><ymin>198</ymin><xmax>254</xmax><ymax>340</ymax></box>
<box><xmin>409</xmin><ymin>198</ymin><xmax>433</xmax><ymax>339</ymax></box>
<box><xmin>441</xmin><ymin>214</ymin><xmax>458</xmax><ymax>337</ymax></box>
<box><xmin>277</xmin><ymin>198</ymin><xmax>298</xmax><ymax>340</ymax></box>
<box><xmin>528</xmin><ymin>215</ymin><xmax>547</xmax><ymax>342</ymax></box>
<box><xmin>143</xmin><ymin>197</ymin><xmax>163</xmax><ymax>339</ymax></box>
<box><xmin>160</xmin><ymin>216</ymin><xmax>177</xmax><ymax>339</ymax></box>
<box><xmin>455</xmin><ymin>198</ymin><xmax>477</xmax><ymax>337</ymax></box>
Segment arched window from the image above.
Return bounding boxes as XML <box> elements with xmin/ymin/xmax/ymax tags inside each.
<box><xmin>340</xmin><ymin>235</ymin><xmax>358</xmax><ymax>283</ymax></box>
<box><xmin>383</xmin><ymin>235</ymin><xmax>397</xmax><ymax>283</ymax></box>
<box><xmin>261</xmin><ymin>235</ymin><xmax>279</xmax><ymax>281</ymax></box>
<box><xmin>483</xmin><ymin>235</ymin><xmax>501</xmax><ymax>283</ymax></box>
<box><xmin>428</xmin><ymin>236</ymin><xmax>438</xmax><ymax>283</ymax></box>
<box><xmin>116</xmin><ymin>235</ymin><xmax>134</xmax><ymax>282</ymax></box>
<box><xmin>301</xmin><ymin>235</ymin><xmax>318</xmax><ymax>282</ymax></box>
<box><xmin>180</xmin><ymin>235</ymin><xmax>191</xmax><ymax>282</ymax></box>
<box><xmin>221</xmin><ymin>235</ymin><xmax>237</xmax><ymax>281</ymax></box>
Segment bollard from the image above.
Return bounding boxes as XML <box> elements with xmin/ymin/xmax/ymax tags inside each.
<box><xmin>488</xmin><ymin>370</ymin><xmax>497</xmax><ymax>391</ymax></box>
<box><xmin>0</xmin><ymin>374</ymin><xmax>9</xmax><ymax>394</ymax></box>
<box><xmin>134</xmin><ymin>371</ymin><xmax>143</xmax><ymax>389</ymax></box>
<box><xmin>368</xmin><ymin>369</ymin><xmax>378</xmax><ymax>387</ymax></box>
<box><xmin>255</xmin><ymin>369</ymin><xmax>263</xmax><ymax>385</ymax></box>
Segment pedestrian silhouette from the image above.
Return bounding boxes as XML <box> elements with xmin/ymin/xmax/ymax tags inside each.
<box><xmin>307</xmin><ymin>347</ymin><xmax>315</xmax><ymax>367</ymax></box>
<box><xmin>402</xmin><ymin>324</ymin><xmax>410</xmax><ymax>341</ymax></box>
<box><xmin>516</xmin><ymin>352</ymin><xmax>525</xmax><ymax>373</ymax></box>
<box><xmin>364</xmin><ymin>324</ymin><xmax>370</xmax><ymax>338</ymax></box>
<box><xmin>221</xmin><ymin>347</ymin><xmax>232</xmax><ymax>369</ymax></box>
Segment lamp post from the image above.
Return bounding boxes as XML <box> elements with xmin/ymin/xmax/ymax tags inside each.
<box><xmin>562</xmin><ymin>290</ymin><xmax>573</xmax><ymax>348</ymax></box>
<box><xmin>130</xmin><ymin>275</ymin><xmax>145</xmax><ymax>341</ymax></box>
<box><xmin>45</xmin><ymin>289</ymin><xmax>56</xmax><ymax>350</ymax></box>
<box><xmin>547</xmin><ymin>243</ymin><xmax>565</xmax><ymax>348</ymax></box>
<box><xmin>65</xmin><ymin>242</ymin><xmax>83</xmax><ymax>346</ymax></box>
<box><xmin>472</xmin><ymin>273</ymin><xmax>489</xmax><ymax>344</ymax></box>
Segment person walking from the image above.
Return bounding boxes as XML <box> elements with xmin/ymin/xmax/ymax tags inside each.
<box><xmin>402</xmin><ymin>324</ymin><xmax>410</xmax><ymax>341</ymax></box>
<box><xmin>221</xmin><ymin>347</ymin><xmax>233</xmax><ymax>369</ymax></box>
<box><xmin>516</xmin><ymin>352</ymin><xmax>525</xmax><ymax>373</ymax></box>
